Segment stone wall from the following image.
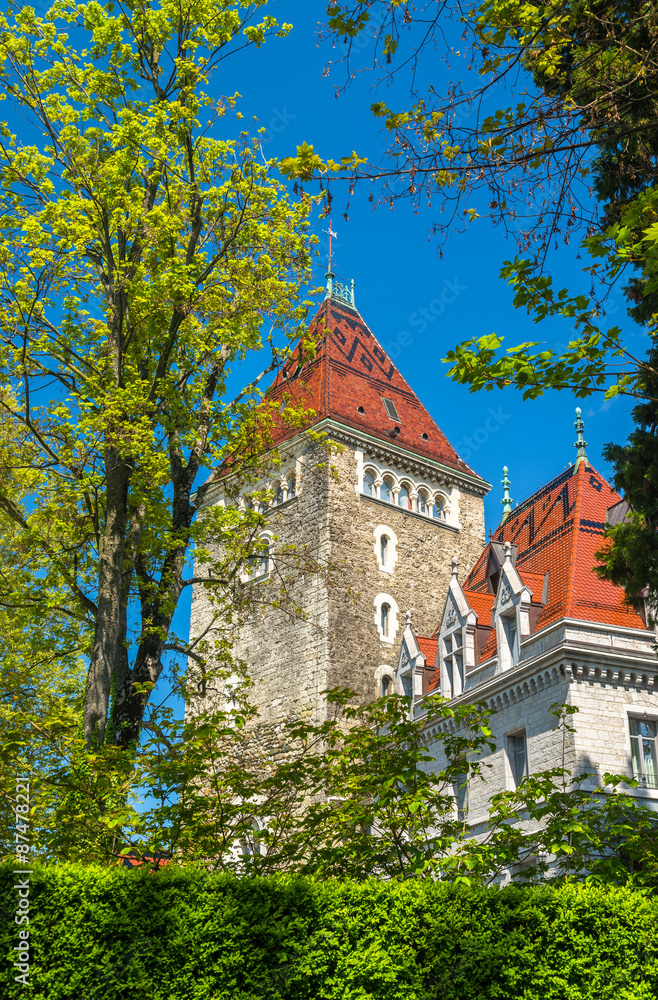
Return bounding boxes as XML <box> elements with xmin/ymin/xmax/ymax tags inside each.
<box><xmin>325</xmin><ymin>442</ymin><xmax>485</xmax><ymax>702</ymax></box>
<box><xmin>190</xmin><ymin>429</ymin><xmax>487</xmax><ymax>728</ymax></box>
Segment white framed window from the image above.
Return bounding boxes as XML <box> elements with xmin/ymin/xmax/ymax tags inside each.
<box><xmin>442</xmin><ymin>630</ymin><xmax>464</xmax><ymax>698</ymax></box>
<box><xmin>453</xmin><ymin>771</ymin><xmax>469</xmax><ymax>822</ymax></box>
<box><xmin>629</xmin><ymin>717</ymin><xmax>658</xmax><ymax>788</ymax></box>
<box><xmin>363</xmin><ymin>469</ymin><xmax>377</xmax><ymax>496</ymax></box>
<box><xmin>374</xmin><ymin>663</ymin><xmax>396</xmax><ymax>699</ymax></box>
<box><xmin>374</xmin><ymin>593</ymin><xmax>399</xmax><ymax>644</ymax></box>
<box><xmin>432</xmin><ymin>495</ymin><xmax>447</xmax><ymax>520</ymax></box>
<box><xmin>244</xmin><ymin>534</ymin><xmax>272</xmax><ymax>581</ymax></box>
<box><xmin>373</xmin><ymin>525</ymin><xmax>398</xmax><ymax>574</ymax></box>
<box><xmin>508</xmin><ymin>731</ymin><xmax>528</xmax><ymax>789</ymax></box>
<box><xmin>418</xmin><ymin>491</ymin><xmax>429</xmax><ymax>515</ymax></box>
<box><xmin>501</xmin><ymin>611</ymin><xmax>519</xmax><ymax>667</ymax></box>
<box><xmin>397</xmin><ymin>484</ymin><xmax>411</xmax><ymax>510</ymax></box>
<box><xmin>381</xmin><ymin>477</ymin><xmax>394</xmax><ymax>503</ymax></box>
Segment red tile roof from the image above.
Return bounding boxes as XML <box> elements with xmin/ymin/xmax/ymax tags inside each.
<box><xmin>426</xmin><ymin>670</ymin><xmax>441</xmax><ymax>694</ymax></box>
<box><xmin>264</xmin><ymin>298</ymin><xmax>485</xmax><ymax>476</ymax></box>
<box><xmin>464</xmin><ymin>462</ymin><xmax>646</xmax><ymax>637</ymax></box>
<box><xmin>416</xmin><ymin>636</ymin><xmax>438</xmax><ymax>664</ymax></box>
<box><xmin>463</xmin><ymin>589</ymin><xmax>494</xmax><ymax>623</ymax></box>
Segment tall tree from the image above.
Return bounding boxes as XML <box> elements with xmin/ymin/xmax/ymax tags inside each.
<box><xmin>0</xmin><ymin>0</ymin><xmax>313</xmax><ymax>751</ymax></box>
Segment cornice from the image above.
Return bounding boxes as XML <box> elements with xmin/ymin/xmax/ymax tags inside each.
<box><xmin>313</xmin><ymin>418</ymin><xmax>491</xmax><ymax>496</ymax></box>
<box><xmin>423</xmin><ymin>635</ymin><xmax>658</xmax><ymax>720</ymax></box>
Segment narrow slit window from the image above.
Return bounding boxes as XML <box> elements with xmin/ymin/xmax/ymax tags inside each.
<box><xmin>382</xmin><ymin>397</ymin><xmax>400</xmax><ymax>421</ymax></box>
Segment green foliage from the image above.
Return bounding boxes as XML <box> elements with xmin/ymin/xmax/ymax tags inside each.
<box><xmin>1</xmin><ymin>865</ymin><xmax>657</xmax><ymax>999</ymax></box>
<box><xmin>0</xmin><ymin>0</ymin><xmax>317</xmax><ymax>763</ymax></box>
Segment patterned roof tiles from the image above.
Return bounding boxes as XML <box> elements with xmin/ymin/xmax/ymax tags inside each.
<box><xmin>464</xmin><ymin>462</ymin><xmax>646</xmax><ymax>636</ymax></box>
<box><xmin>266</xmin><ymin>299</ymin><xmax>485</xmax><ymax>476</ymax></box>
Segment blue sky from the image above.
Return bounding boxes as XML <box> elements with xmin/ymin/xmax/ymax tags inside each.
<box><xmin>218</xmin><ymin>2</ymin><xmax>637</xmax><ymax>527</ymax></box>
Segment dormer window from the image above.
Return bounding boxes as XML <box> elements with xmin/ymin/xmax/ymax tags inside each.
<box><xmin>382</xmin><ymin>396</ymin><xmax>400</xmax><ymax>421</ymax></box>
<box><xmin>443</xmin><ymin>630</ymin><xmax>464</xmax><ymax>698</ymax></box>
<box><xmin>502</xmin><ymin>613</ymin><xmax>518</xmax><ymax>665</ymax></box>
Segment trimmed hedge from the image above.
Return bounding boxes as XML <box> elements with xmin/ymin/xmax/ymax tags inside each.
<box><xmin>1</xmin><ymin>865</ymin><xmax>657</xmax><ymax>999</ymax></box>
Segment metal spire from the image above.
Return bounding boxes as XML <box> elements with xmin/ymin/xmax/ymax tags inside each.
<box><xmin>501</xmin><ymin>466</ymin><xmax>513</xmax><ymax>523</ymax></box>
<box><xmin>323</xmin><ymin>219</ymin><xmax>337</xmax><ymax>298</ymax></box>
<box><xmin>573</xmin><ymin>407</ymin><xmax>589</xmax><ymax>472</ymax></box>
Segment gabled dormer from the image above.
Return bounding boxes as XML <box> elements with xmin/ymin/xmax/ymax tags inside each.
<box><xmin>491</xmin><ymin>542</ymin><xmax>534</xmax><ymax>672</ymax></box>
<box><xmin>396</xmin><ymin>612</ymin><xmax>437</xmax><ymax>707</ymax></box>
<box><xmin>432</xmin><ymin>557</ymin><xmax>490</xmax><ymax>697</ymax></box>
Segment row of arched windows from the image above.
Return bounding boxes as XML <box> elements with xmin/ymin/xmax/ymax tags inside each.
<box><xmin>363</xmin><ymin>468</ymin><xmax>447</xmax><ymax>520</ymax></box>
<box><xmin>243</xmin><ymin>473</ymin><xmax>296</xmax><ymax>512</ymax></box>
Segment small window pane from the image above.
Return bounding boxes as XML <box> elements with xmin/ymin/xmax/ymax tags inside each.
<box><xmin>630</xmin><ymin>718</ymin><xmax>658</xmax><ymax>786</ymax></box>
<box><xmin>398</xmin><ymin>486</ymin><xmax>410</xmax><ymax>509</ymax></box>
<box><xmin>288</xmin><ymin>475</ymin><xmax>296</xmax><ymax>498</ymax></box>
<box><xmin>381</xmin><ymin>479</ymin><xmax>393</xmax><ymax>502</ymax></box>
<box><xmin>432</xmin><ymin>500</ymin><xmax>444</xmax><ymax>520</ymax></box>
<box><xmin>402</xmin><ymin>674</ymin><xmax>412</xmax><ymax>698</ymax></box>
<box><xmin>509</xmin><ymin>733</ymin><xmax>528</xmax><ymax>787</ymax></box>
<box><xmin>381</xmin><ymin>603</ymin><xmax>390</xmax><ymax>636</ymax></box>
<box><xmin>380</xmin><ymin>534</ymin><xmax>389</xmax><ymax>566</ymax></box>
<box><xmin>381</xmin><ymin>676</ymin><xmax>391</xmax><ymax>697</ymax></box>
<box><xmin>418</xmin><ymin>493</ymin><xmax>428</xmax><ymax>515</ymax></box>
<box><xmin>363</xmin><ymin>470</ymin><xmax>376</xmax><ymax>496</ymax></box>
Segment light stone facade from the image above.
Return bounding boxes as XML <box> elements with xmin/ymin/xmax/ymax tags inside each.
<box><xmin>189</xmin><ymin>417</ymin><xmax>488</xmax><ymax>726</ymax></box>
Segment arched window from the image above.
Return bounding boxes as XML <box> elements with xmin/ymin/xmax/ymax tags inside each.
<box><xmin>381</xmin><ymin>478</ymin><xmax>393</xmax><ymax>502</ymax></box>
<box><xmin>381</xmin><ymin>675</ymin><xmax>392</xmax><ymax>697</ymax></box>
<box><xmin>432</xmin><ymin>497</ymin><xmax>446</xmax><ymax>520</ymax></box>
<box><xmin>380</xmin><ymin>534</ymin><xmax>389</xmax><ymax>568</ymax></box>
<box><xmin>275</xmin><ymin>482</ymin><xmax>284</xmax><ymax>505</ymax></box>
<box><xmin>288</xmin><ymin>474</ymin><xmax>296</xmax><ymax>498</ymax></box>
<box><xmin>418</xmin><ymin>492</ymin><xmax>428</xmax><ymax>515</ymax></box>
<box><xmin>363</xmin><ymin>470</ymin><xmax>376</xmax><ymax>496</ymax></box>
<box><xmin>397</xmin><ymin>485</ymin><xmax>411</xmax><ymax>509</ymax></box>
<box><xmin>381</xmin><ymin>602</ymin><xmax>391</xmax><ymax>637</ymax></box>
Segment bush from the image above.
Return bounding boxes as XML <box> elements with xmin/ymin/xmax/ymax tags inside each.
<box><xmin>1</xmin><ymin>865</ymin><xmax>657</xmax><ymax>999</ymax></box>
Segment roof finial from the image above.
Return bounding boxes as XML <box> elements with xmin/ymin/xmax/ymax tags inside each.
<box><xmin>504</xmin><ymin>540</ymin><xmax>512</xmax><ymax>562</ymax></box>
<box><xmin>323</xmin><ymin>219</ymin><xmax>337</xmax><ymax>298</ymax></box>
<box><xmin>501</xmin><ymin>466</ymin><xmax>513</xmax><ymax>523</ymax></box>
<box><xmin>451</xmin><ymin>555</ymin><xmax>459</xmax><ymax>579</ymax></box>
<box><xmin>405</xmin><ymin>609</ymin><xmax>412</xmax><ymax>628</ymax></box>
<box><xmin>574</xmin><ymin>406</ymin><xmax>588</xmax><ymax>473</ymax></box>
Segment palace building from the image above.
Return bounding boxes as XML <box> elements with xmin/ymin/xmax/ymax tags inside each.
<box><xmin>189</xmin><ymin>275</ymin><xmax>658</xmax><ymax>810</ymax></box>
<box><xmin>397</xmin><ymin>415</ymin><xmax>658</xmax><ymax>811</ymax></box>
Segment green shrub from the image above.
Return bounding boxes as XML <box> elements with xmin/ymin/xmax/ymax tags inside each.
<box><xmin>1</xmin><ymin>865</ymin><xmax>657</xmax><ymax>999</ymax></box>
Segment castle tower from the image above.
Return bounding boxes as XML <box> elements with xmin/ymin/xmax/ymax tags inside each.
<box><xmin>189</xmin><ymin>280</ymin><xmax>490</xmax><ymax>724</ymax></box>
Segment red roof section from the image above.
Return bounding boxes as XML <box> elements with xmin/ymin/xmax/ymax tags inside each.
<box><xmin>463</xmin><ymin>589</ymin><xmax>494</xmax><ymax>624</ymax></box>
<box><xmin>417</xmin><ymin>636</ymin><xmax>438</xmax><ymax>664</ymax></box>
<box><xmin>265</xmin><ymin>298</ymin><xmax>482</xmax><ymax>476</ymax></box>
<box><xmin>464</xmin><ymin>462</ymin><xmax>646</xmax><ymax>639</ymax></box>
<box><xmin>518</xmin><ymin>571</ymin><xmax>546</xmax><ymax>600</ymax></box>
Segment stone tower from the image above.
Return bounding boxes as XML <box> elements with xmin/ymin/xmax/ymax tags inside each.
<box><xmin>189</xmin><ymin>280</ymin><xmax>490</xmax><ymax>724</ymax></box>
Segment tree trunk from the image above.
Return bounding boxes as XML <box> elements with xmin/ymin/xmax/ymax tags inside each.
<box><xmin>83</xmin><ymin>443</ymin><xmax>130</xmax><ymax>747</ymax></box>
